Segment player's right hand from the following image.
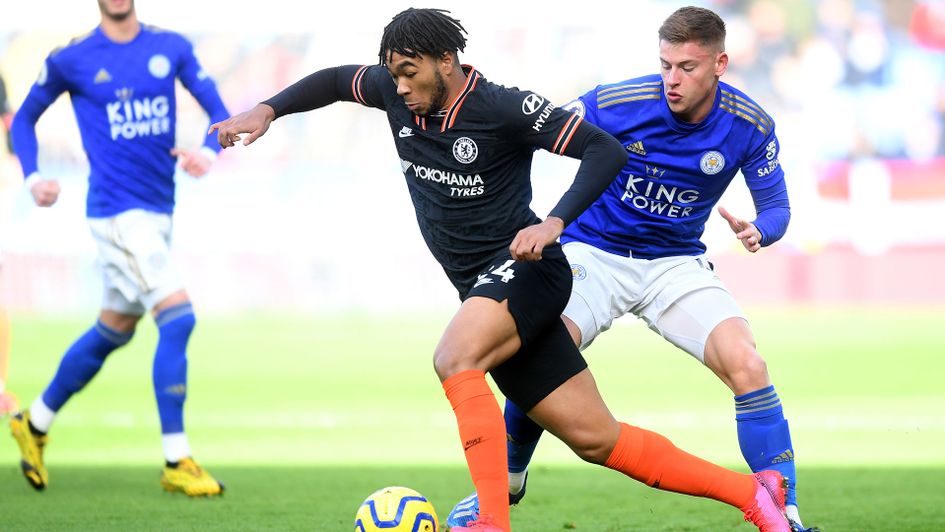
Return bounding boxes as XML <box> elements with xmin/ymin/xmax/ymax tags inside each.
<box><xmin>209</xmin><ymin>103</ymin><xmax>276</xmax><ymax>149</ymax></box>
<box><xmin>30</xmin><ymin>179</ymin><xmax>61</xmax><ymax>207</ymax></box>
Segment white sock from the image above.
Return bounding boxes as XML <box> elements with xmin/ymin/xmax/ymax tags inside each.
<box><xmin>785</xmin><ymin>504</ymin><xmax>803</xmax><ymax>526</ymax></box>
<box><xmin>509</xmin><ymin>470</ymin><xmax>527</xmax><ymax>494</ymax></box>
<box><xmin>162</xmin><ymin>432</ymin><xmax>192</xmax><ymax>463</ymax></box>
<box><xmin>29</xmin><ymin>397</ymin><xmax>57</xmax><ymax>433</ymax></box>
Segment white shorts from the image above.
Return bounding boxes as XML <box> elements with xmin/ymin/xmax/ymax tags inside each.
<box><xmin>562</xmin><ymin>241</ymin><xmax>745</xmax><ymax>362</ymax></box>
<box><xmin>88</xmin><ymin>209</ymin><xmax>183</xmax><ymax>315</ymax></box>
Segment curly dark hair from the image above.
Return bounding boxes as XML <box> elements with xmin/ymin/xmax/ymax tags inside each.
<box><xmin>378</xmin><ymin>8</ymin><xmax>468</xmax><ymax>65</ymax></box>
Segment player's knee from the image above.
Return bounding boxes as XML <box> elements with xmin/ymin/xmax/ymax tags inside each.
<box><xmin>432</xmin><ymin>347</ymin><xmax>469</xmax><ymax>380</ymax></box>
<box><xmin>156</xmin><ymin>306</ymin><xmax>196</xmax><ymax>341</ymax></box>
<box><xmin>433</xmin><ymin>334</ymin><xmax>499</xmax><ymax>380</ymax></box>
<box><xmin>99</xmin><ymin>311</ymin><xmax>142</xmax><ymax>334</ymax></box>
<box><xmin>564</xmin><ymin>427</ymin><xmax>616</xmax><ymax>465</ymax></box>
<box><xmin>727</xmin><ymin>346</ymin><xmax>769</xmax><ymax>392</ymax></box>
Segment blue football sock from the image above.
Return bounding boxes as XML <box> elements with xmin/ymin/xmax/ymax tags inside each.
<box><xmin>153</xmin><ymin>303</ymin><xmax>195</xmax><ymax>435</ymax></box>
<box><xmin>503</xmin><ymin>399</ymin><xmax>544</xmax><ymax>473</ymax></box>
<box><xmin>735</xmin><ymin>385</ymin><xmax>798</xmax><ymax>507</ymax></box>
<box><xmin>42</xmin><ymin>321</ymin><xmax>134</xmax><ymax>412</ymax></box>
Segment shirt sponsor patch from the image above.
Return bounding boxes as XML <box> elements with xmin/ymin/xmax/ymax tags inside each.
<box><xmin>522</xmin><ymin>93</ymin><xmax>545</xmax><ymax>115</ymax></box>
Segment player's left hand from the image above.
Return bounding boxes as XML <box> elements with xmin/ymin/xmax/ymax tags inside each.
<box><xmin>718</xmin><ymin>206</ymin><xmax>762</xmax><ymax>253</ymax></box>
<box><xmin>0</xmin><ymin>390</ymin><xmax>19</xmax><ymax>416</ymax></box>
<box><xmin>171</xmin><ymin>148</ymin><xmax>213</xmax><ymax>178</ymax></box>
<box><xmin>510</xmin><ymin>216</ymin><xmax>565</xmax><ymax>261</ymax></box>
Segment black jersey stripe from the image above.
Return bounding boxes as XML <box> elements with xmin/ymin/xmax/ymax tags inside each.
<box><xmin>441</xmin><ymin>67</ymin><xmax>481</xmax><ymax>132</ymax></box>
<box><xmin>351</xmin><ymin>65</ymin><xmax>369</xmax><ymax>105</ymax></box>
<box><xmin>552</xmin><ymin>114</ymin><xmax>582</xmax><ymax>155</ymax></box>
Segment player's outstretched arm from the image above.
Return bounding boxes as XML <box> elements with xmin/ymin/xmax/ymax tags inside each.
<box><xmin>210</xmin><ymin>65</ymin><xmax>378</xmax><ymax>151</ymax></box>
<box><xmin>209</xmin><ymin>103</ymin><xmax>275</xmax><ymax>149</ymax></box>
<box><xmin>718</xmin><ymin>206</ymin><xmax>762</xmax><ymax>253</ymax></box>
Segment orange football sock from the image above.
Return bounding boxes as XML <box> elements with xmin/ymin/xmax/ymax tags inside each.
<box><xmin>604</xmin><ymin>422</ymin><xmax>755</xmax><ymax>510</ymax></box>
<box><xmin>443</xmin><ymin>370</ymin><xmax>511</xmax><ymax>531</ymax></box>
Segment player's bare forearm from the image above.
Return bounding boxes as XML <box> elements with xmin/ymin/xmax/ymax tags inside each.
<box><xmin>510</xmin><ymin>217</ymin><xmax>565</xmax><ymax>261</ymax></box>
<box><xmin>209</xmin><ymin>103</ymin><xmax>275</xmax><ymax>148</ymax></box>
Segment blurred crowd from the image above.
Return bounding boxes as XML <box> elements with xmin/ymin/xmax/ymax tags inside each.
<box><xmin>0</xmin><ymin>0</ymin><xmax>942</xmax><ymax>311</ymax></box>
<box><xmin>722</xmin><ymin>0</ymin><xmax>944</xmax><ymax>161</ymax></box>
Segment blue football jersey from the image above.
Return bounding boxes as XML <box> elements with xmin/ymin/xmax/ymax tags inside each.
<box><xmin>561</xmin><ymin>74</ymin><xmax>788</xmax><ymax>259</ymax></box>
<box><xmin>12</xmin><ymin>25</ymin><xmax>228</xmax><ymax>217</ymax></box>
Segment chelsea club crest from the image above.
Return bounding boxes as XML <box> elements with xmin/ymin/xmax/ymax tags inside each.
<box><xmin>452</xmin><ymin>137</ymin><xmax>478</xmax><ymax>164</ymax></box>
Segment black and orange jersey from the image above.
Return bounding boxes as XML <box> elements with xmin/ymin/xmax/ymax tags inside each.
<box><xmin>265</xmin><ymin>64</ymin><xmax>625</xmax><ymax>295</ymax></box>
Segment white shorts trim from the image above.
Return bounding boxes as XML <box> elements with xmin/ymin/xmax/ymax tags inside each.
<box><xmin>562</xmin><ymin>241</ymin><xmax>744</xmax><ymax>362</ymax></box>
<box><xmin>88</xmin><ymin>209</ymin><xmax>183</xmax><ymax>315</ymax></box>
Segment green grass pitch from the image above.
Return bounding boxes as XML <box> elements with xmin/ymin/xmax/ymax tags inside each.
<box><xmin>1</xmin><ymin>308</ymin><xmax>943</xmax><ymax>530</ymax></box>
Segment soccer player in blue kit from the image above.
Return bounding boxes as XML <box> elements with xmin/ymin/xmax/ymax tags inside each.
<box><xmin>449</xmin><ymin>6</ymin><xmax>816</xmax><ymax>532</ymax></box>
<box><xmin>212</xmin><ymin>8</ymin><xmax>792</xmax><ymax>531</ymax></box>
<box><xmin>8</xmin><ymin>0</ymin><xmax>228</xmax><ymax>496</ymax></box>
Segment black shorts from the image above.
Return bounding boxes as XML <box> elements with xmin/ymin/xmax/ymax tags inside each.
<box><xmin>465</xmin><ymin>253</ymin><xmax>588</xmax><ymax>411</ymax></box>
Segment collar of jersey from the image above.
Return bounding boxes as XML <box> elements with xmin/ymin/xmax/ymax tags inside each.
<box><xmin>94</xmin><ymin>23</ymin><xmax>147</xmax><ymax>46</ymax></box>
<box><xmin>414</xmin><ymin>65</ymin><xmax>481</xmax><ymax>133</ymax></box>
<box><xmin>660</xmin><ymin>83</ymin><xmax>722</xmax><ymax>133</ymax></box>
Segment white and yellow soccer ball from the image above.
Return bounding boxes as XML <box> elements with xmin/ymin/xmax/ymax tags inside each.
<box><xmin>354</xmin><ymin>486</ymin><xmax>438</xmax><ymax>532</ymax></box>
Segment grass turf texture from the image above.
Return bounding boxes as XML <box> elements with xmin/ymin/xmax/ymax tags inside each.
<box><xmin>2</xmin><ymin>308</ymin><xmax>943</xmax><ymax>530</ymax></box>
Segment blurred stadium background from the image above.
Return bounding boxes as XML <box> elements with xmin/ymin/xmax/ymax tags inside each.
<box><xmin>2</xmin><ymin>0</ymin><xmax>945</xmax><ymax>311</ymax></box>
<box><xmin>0</xmin><ymin>0</ymin><xmax>943</xmax><ymax>529</ymax></box>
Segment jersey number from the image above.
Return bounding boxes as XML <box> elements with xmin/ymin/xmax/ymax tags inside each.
<box><xmin>490</xmin><ymin>260</ymin><xmax>516</xmax><ymax>283</ymax></box>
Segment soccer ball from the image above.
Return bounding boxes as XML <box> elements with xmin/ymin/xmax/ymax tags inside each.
<box><xmin>354</xmin><ymin>486</ymin><xmax>439</xmax><ymax>531</ymax></box>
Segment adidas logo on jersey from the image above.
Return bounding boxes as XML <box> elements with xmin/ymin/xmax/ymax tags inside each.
<box><xmin>626</xmin><ymin>140</ymin><xmax>646</xmax><ymax>156</ymax></box>
<box><xmin>94</xmin><ymin>68</ymin><xmax>112</xmax><ymax>84</ymax></box>
<box><xmin>771</xmin><ymin>450</ymin><xmax>794</xmax><ymax>464</ymax></box>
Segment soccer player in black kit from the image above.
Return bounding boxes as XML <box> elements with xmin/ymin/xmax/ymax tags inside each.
<box><xmin>210</xmin><ymin>9</ymin><xmax>790</xmax><ymax>532</ymax></box>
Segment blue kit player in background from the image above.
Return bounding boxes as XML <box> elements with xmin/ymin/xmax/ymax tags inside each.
<box><xmin>8</xmin><ymin>0</ymin><xmax>228</xmax><ymax>496</ymax></box>
<box><xmin>449</xmin><ymin>6</ymin><xmax>817</xmax><ymax>532</ymax></box>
